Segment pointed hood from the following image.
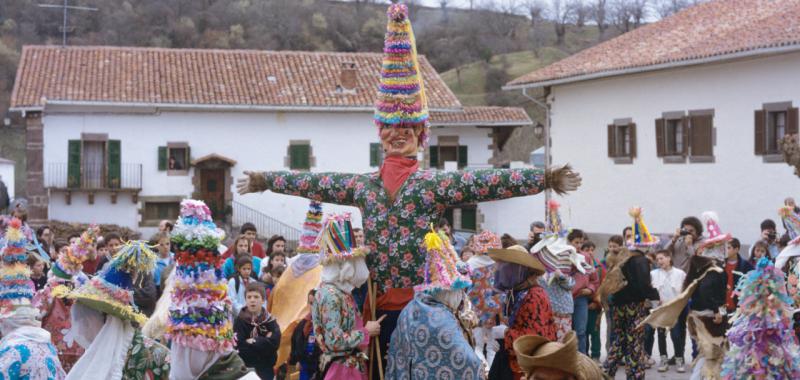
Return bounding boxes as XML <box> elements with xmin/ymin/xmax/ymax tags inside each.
<box><xmin>627</xmin><ymin>207</ymin><xmax>660</xmax><ymax>251</ymax></box>
<box><xmin>317</xmin><ymin>213</ymin><xmax>369</xmax><ymax>265</ymax></box>
<box><xmin>0</xmin><ymin>217</ymin><xmax>35</xmax><ymax>317</ymax></box>
<box><xmin>415</xmin><ymin>228</ymin><xmax>471</xmax><ymax>294</ymax></box>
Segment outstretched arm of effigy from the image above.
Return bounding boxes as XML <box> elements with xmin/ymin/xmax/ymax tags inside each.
<box><xmin>237</xmin><ymin>170</ymin><xmax>359</xmax><ymax>206</ymax></box>
<box><xmin>434</xmin><ymin>165</ymin><xmax>581</xmax><ymax>207</ymax></box>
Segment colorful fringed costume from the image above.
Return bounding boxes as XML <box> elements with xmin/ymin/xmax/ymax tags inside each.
<box><xmin>721</xmin><ymin>257</ymin><xmax>800</xmax><ymax>379</ymax></box>
<box><xmin>65</xmin><ymin>240</ymin><xmax>169</xmax><ymax>380</ymax></box>
<box><xmin>166</xmin><ymin>200</ymin><xmax>248</xmax><ymax>379</ymax></box>
<box><xmin>0</xmin><ymin>217</ymin><xmax>66</xmax><ymax>380</ymax></box>
<box><xmin>386</xmin><ymin>229</ymin><xmax>482</xmax><ymax>380</ymax></box>
<box><xmin>33</xmin><ymin>225</ymin><xmax>96</xmax><ymax>372</ymax></box>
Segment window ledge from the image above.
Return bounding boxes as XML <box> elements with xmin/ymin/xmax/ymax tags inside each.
<box><xmin>167</xmin><ymin>169</ymin><xmax>190</xmax><ymax>176</ymax></box>
<box><xmin>612</xmin><ymin>157</ymin><xmax>634</xmax><ymax>165</ymax></box>
<box><xmin>762</xmin><ymin>154</ymin><xmax>785</xmax><ymax>163</ymax></box>
<box><xmin>689</xmin><ymin>156</ymin><xmax>715</xmax><ymax>164</ymax></box>
<box><xmin>662</xmin><ymin>156</ymin><xmax>686</xmax><ymax>164</ymax></box>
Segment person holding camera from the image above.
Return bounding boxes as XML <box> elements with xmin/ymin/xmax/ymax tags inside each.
<box><xmin>748</xmin><ymin>219</ymin><xmax>781</xmax><ymax>260</ymax></box>
<box><xmin>525</xmin><ymin>221</ymin><xmax>546</xmax><ymax>251</ymax></box>
<box><xmin>666</xmin><ymin>216</ymin><xmax>705</xmax><ymax>273</ymax></box>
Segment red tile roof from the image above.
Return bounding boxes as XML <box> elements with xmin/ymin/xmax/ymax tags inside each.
<box><xmin>507</xmin><ymin>0</ymin><xmax>800</xmax><ymax>88</ymax></box>
<box><xmin>11</xmin><ymin>45</ymin><xmax>461</xmax><ymax>110</ymax></box>
<box><xmin>430</xmin><ymin>106</ymin><xmax>532</xmax><ymax>126</ymax></box>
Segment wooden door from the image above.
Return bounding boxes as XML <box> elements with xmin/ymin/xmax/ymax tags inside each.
<box><xmin>200</xmin><ymin>168</ymin><xmax>226</xmax><ymax>221</ymax></box>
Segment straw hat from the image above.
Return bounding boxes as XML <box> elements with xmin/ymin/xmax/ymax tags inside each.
<box><xmin>488</xmin><ymin>245</ymin><xmax>545</xmax><ymax>274</ymax></box>
<box><xmin>513</xmin><ymin>331</ymin><xmax>606</xmax><ymax>380</ymax></box>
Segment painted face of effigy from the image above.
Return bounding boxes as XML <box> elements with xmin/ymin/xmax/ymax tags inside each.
<box><xmin>380</xmin><ymin>126</ymin><xmax>421</xmax><ymax>157</ymax></box>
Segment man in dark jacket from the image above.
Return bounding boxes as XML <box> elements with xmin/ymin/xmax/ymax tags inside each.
<box><xmin>234</xmin><ymin>282</ymin><xmax>281</xmax><ymax>380</ymax></box>
<box><xmin>724</xmin><ymin>238</ymin><xmax>753</xmax><ymax>314</ymax></box>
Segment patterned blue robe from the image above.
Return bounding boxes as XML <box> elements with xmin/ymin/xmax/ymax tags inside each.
<box><xmin>0</xmin><ymin>326</ymin><xmax>65</xmax><ymax>380</ymax></box>
<box><xmin>386</xmin><ymin>293</ymin><xmax>483</xmax><ymax>380</ymax></box>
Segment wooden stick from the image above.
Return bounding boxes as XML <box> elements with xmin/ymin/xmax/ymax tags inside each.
<box><xmin>367</xmin><ymin>278</ymin><xmax>375</xmax><ymax>380</ymax></box>
<box><xmin>373</xmin><ymin>282</ymin><xmax>384</xmax><ymax>380</ymax></box>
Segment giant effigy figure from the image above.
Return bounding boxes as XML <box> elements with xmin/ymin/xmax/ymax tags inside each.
<box><xmin>236</xmin><ymin>3</ymin><xmax>581</xmax><ymax>372</ymax></box>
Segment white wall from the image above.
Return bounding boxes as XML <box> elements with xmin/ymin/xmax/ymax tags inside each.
<box><xmin>48</xmin><ymin>192</ymin><xmax>139</xmax><ymax>228</ymax></box>
<box><xmin>0</xmin><ymin>161</ymin><xmax>14</xmax><ymax>201</ymax></box>
<box><xmin>544</xmin><ymin>52</ymin><xmax>800</xmax><ymax>243</ymax></box>
<box><xmin>42</xmin><ymin>111</ymin><xmax>497</xmax><ymax>234</ymax></box>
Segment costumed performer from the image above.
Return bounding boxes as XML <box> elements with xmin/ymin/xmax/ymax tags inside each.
<box><xmin>166</xmin><ymin>200</ymin><xmax>249</xmax><ymax>380</ymax></box>
<box><xmin>513</xmin><ymin>331</ymin><xmax>608</xmax><ymax>380</ymax></box>
<box><xmin>640</xmin><ymin>211</ymin><xmax>730</xmax><ymax>380</ymax></box>
<box><xmin>235</xmin><ymin>3</ymin><xmax>582</xmax><ymax>371</ymax></box>
<box><xmin>267</xmin><ymin>201</ymin><xmax>325</xmax><ymax>374</ymax></box>
<box><xmin>312</xmin><ymin>213</ymin><xmax>381</xmax><ymax>380</ymax></box>
<box><xmin>386</xmin><ymin>228</ymin><xmax>483</xmax><ymax>380</ymax></box>
<box><xmin>0</xmin><ymin>217</ymin><xmax>66</xmax><ymax>379</ymax></box>
<box><xmin>65</xmin><ymin>240</ymin><xmax>170</xmax><ymax>380</ymax></box>
<box><xmin>466</xmin><ymin>230</ymin><xmax>503</xmax><ymax>369</ymax></box>
<box><xmin>488</xmin><ymin>244</ymin><xmax>555</xmax><ymax>380</ymax></box>
<box><xmin>531</xmin><ymin>200</ymin><xmax>591</xmax><ymax>341</ymax></box>
<box><xmin>721</xmin><ymin>257</ymin><xmax>800</xmax><ymax>379</ymax></box>
<box><xmin>775</xmin><ymin>205</ymin><xmax>800</xmax><ymax>340</ymax></box>
<box><xmin>33</xmin><ymin>225</ymin><xmax>97</xmax><ymax>372</ymax></box>
<box><xmin>603</xmin><ymin>208</ymin><xmax>659</xmax><ymax>380</ymax></box>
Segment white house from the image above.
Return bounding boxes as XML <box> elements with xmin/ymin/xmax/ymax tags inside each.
<box><xmin>504</xmin><ymin>0</ymin><xmax>800</xmax><ymax>243</ymax></box>
<box><xmin>9</xmin><ymin>46</ymin><xmax>532</xmax><ymax>239</ymax></box>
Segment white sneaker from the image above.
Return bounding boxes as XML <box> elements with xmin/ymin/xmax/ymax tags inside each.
<box><xmin>645</xmin><ymin>356</ymin><xmax>655</xmax><ymax>369</ymax></box>
<box><xmin>657</xmin><ymin>355</ymin><xmax>669</xmax><ymax>372</ymax></box>
<box><xmin>675</xmin><ymin>357</ymin><xmax>686</xmax><ymax>373</ymax></box>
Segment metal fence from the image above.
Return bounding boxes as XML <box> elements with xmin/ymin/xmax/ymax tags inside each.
<box><xmin>231</xmin><ymin>200</ymin><xmax>301</xmax><ymax>250</ymax></box>
<box><xmin>45</xmin><ymin>163</ymin><xmax>142</xmax><ymax>190</ymax></box>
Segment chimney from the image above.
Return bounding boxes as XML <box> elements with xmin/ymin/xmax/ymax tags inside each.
<box><xmin>339</xmin><ymin>62</ymin><xmax>357</xmax><ymax>92</ymax></box>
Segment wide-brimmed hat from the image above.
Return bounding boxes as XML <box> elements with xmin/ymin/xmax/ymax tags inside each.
<box><xmin>513</xmin><ymin>331</ymin><xmax>606</xmax><ymax>380</ymax></box>
<box><xmin>67</xmin><ymin>240</ymin><xmax>156</xmax><ymax>325</ymax></box>
<box><xmin>488</xmin><ymin>245</ymin><xmax>545</xmax><ymax>274</ymax></box>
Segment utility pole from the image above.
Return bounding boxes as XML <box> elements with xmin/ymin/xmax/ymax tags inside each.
<box><xmin>38</xmin><ymin>0</ymin><xmax>98</xmax><ymax>47</ymax></box>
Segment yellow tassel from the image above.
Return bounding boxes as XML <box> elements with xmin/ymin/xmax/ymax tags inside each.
<box><xmin>424</xmin><ymin>230</ymin><xmax>443</xmax><ymax>252</ymax></box>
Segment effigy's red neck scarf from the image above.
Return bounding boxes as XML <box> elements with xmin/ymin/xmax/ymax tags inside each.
<box><xmin>379</xmin><ymin>155</ymin><xmax>419</xmax><ymax>200</ymax></box>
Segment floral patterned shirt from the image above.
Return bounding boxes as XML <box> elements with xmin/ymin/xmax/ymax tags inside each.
<box><xmin>503</xmin><ymin>286</ymin><xmax>557</xmax><ymax>377</ymax></box>
<box><xmin>122</xmin><ymin>330</ymin><xmax>170</xmax><ymax>380</ymax></box>
<box><xmin>311</xmin><ymin>284</ymin><xmax>368</xmax><ymax>370</ymax></box>
<box><xmin>255</xmin><ymin>168</ymin><xmax>546</xmax><ymax>292</ymax></box>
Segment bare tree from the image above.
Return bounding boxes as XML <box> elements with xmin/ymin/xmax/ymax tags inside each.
<box><xmin>593</xmin><ymin>0</ymin><xmax>609</xmax><ymax>40</ymax></box>
<box><xmin>552</xmin><ymin>0</ymin><xmax>575</xmax><ymax>46</ymax></box>
<box><xmin>574</xmin><ymin>0</ymin><xmax>589</xmax><ymax>28</ymax></box>
<box><xmin>655</xmin><ymin>0</ymin><xmax>701</xmax><ymax>18</ymax></box>
<box><xmin>526</xmin><ymin>0</ymin><xmax>547</xmax><ymax>28</ymax></box>
<box><xmin>610</xmin><ymin>0</ymin><xmax>647</xmax><ymax>33</ymax></box>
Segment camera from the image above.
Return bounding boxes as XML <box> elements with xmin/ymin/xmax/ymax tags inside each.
<box><xmin>679</xmin><ymin>228</ymin><xmax>690</xmax><ymax>236</ymax></box>
<box><xmin>767</xmin><ymin>231</ymin><xmax>777</xmax><ymax>241</ymax></box>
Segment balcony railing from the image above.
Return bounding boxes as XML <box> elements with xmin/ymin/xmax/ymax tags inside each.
<box><xmin>231</xmin><ymin>200</ymin><xmax>301</xmax><ymax>250</ymax></box>
<box><xmin>45</xmin><ymin>163</ymin><xmax>142</xmax><ymax>190</ymax></box>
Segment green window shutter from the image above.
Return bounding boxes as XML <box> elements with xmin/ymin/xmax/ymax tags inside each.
<box><xmin>290</xmin><ymin>144</ymin><xmax>311</xmax><ymax>170</ymax></box>
<box><xmin>461</xmin><ymin>207</ymin><xmax>477</xmax><ymax>231</ymax></box>
<box><xmin>429</xmin><ymin>145</ymin><xmax>439</xmax><ymax>169</ymax></box>
<box><xmin>67</xmin><ymin>140</ymin><xmax>81</xmax><ymax>188</ymax></box>
<box><xmin>458</xmin><ymin>145</ymin><xmax>468</xmax><ymax>169</ymax></box>
<box><xmin>158</xmin><ymin>146</ymin><xmax>167</xmax><ymax>171</ymax></box>
<box><xmin>107</xmin><ymin>140</ymin><xmax>121</xmax><ymax>188</ymax></box>
<box><xmin>185</xmin><ymin>146</ymin><xmax>191</xmax><ymax>168</ymax></box>
<box><xmin>370</xmin><ymin>143</ymin><xmax>382</xmax><ymax>167</ymax></box>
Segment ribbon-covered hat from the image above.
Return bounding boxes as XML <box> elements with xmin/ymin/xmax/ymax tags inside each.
<box><xmin>472</xmin><ymin>230</ymin><xmax>501</xmax><ymax>255</ymax></box>
<box><xmin>316</xmin><ymin>214</ymin><xmax>369</xmax><ymax>265</ymax></box>
<box><xmin>627</xmin><ymin>207</ymin><xmax>660</xmax><ymax>251</ymax></box>
<box><xmin>374</xmin><ymin>3</ymin><xmax>430</xmax><ymax>147</ymax></box>
<box><xmin>0</xmin><ymin>217</ymin><xmax>35</xmax><ymax>318</ymax></box>
<box><xmin>166</xmin><ymin>199</ymin><xmax>234</xmax><ymax>353</ymax></box>
<box><xmin>415</xmin><ymin>228</ymin><xmax>471</xmax><ymax>294</ymax></box>
<box><xmin>531</xmin><ymin>200</ymin><xmax>587</xmax><ymax>274</ymax></box>
<box><xmin>51</xmin><ymin>225</ymin><xmax>98</xmax><ymax>281</ymax></box>
<box><xmin>296</xmin><ymin>201</ymin><xmax>323</xmax><ymax>255</ymax></box>
<box><xmin>775</xmin><ymin>206</ymin><xmax>800</xmax><ymax>270</ymax></box>
<box><xmin>67</xmin><ymin>240</ymin><xmax>157</xmax><ymax>325</ymax></box>
<box><xmin>697</xmin><ymin>211</ymin><xmax>732</xmax><ymax>261</ymax></box>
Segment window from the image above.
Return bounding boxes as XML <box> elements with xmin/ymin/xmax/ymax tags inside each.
<box><xmin>158</xmin><ymin>143</ymin><xmax>190</xmax><ymax>175</ymax></box>
<box><xmin>67</xmin><ymin>135</ymin><xmax>121</xmax><ymax>189</ymax></box>
<box><xmin>443</xmin><ymin>206</ymin><xmax>478</xmax><ymax>232</ymax></box>
<box><xmin>665</xmin><ymin>119</ymin><xmax>684</xmax><ymax>155</ymax></box>
<box><xmin>655</xmin><ymin>110</ymin><xmax>714</xmax><ymax>163</ymax></box>
<box><xmin>755</xmin><ymin>103</ymin><xmax>798</xmax><ymax>160</ymax></box>
<box><xmin>607</xmin><ymin>120</ymin><xmax>636</xmax><ymax>162</ymax></box>
<box><xmin>369</xmin><ymin>143</ymin><xmax>384</xmax><ymax>167</ymax></box>
<box><xmin>140</xmin><ymin>197</ymin><xmax>182</xmax><ymax>226</ymax></box>
<box><xmin>429</xmin><ymin>145</ymin><xmax>468</xmax><ymax>169</ymax></box>
<box><xmin>288</xmin><ymin>143</ymin><xmax>311</xmax><ymax>171</ymax></box>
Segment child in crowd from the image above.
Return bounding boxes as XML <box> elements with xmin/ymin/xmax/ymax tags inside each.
<box><xmin>289</xmin><ymin>289</ymin><xmax>321</xmax><ymax>380</ymax></box>
<box><xmin>264</xmin><ymin>264</ymin><xmax>286</xmax><ymax>302</ymax></box>
<box><xmin>223</xmin><ymin>235</ymin><xmax>262</xmax><ymax>279</ymax></box>
<box><xmin>582</xmin><ymin>241</ymin><xmax>606</xmax><ymax>362</ymax></box>
<box><xmin>233</xmin><ymin>282</ymin><xmax>281</xmax><ymax>380</ymax></box>
<box><xmin>228</xmin><ymin>255</ymin><xmax>256</xmax><ymax>313</ymax></box>
<box><xmin>27</xmin><ymin>255</ymin><xmax>48</xmax><ymax>291</ymax></box>
<box><xmin>260</xmin><ymin>252</ymin><xmax>286</xmax><ymax>284</ymax></box>
<box><xmin>151</xmin><ymin>232</ymin><xmax>174</xmax><ymax>294</ymax></box>
<box><xmin>650</xmin><ymin>250</ymin><xmax>687</xmax><ymax>373</ymax></box>
<box><xmin>460</xmin><ymin>246</ymin><xmax>475</xmax><ymax>262</ymax></box>
<box><xmin>83</xmin><ymin>240</ymin><xmax>107</xmax><ymax>275</ymax></box>
<box><xmin>96</xmin><ymin>233</ymin><xmax>123</xmax><ymax>271</ymax></box>
<box><xmin>750</xmin><ymin>240</ymin><xmax>770</xmax><ymax>267</ymax></box>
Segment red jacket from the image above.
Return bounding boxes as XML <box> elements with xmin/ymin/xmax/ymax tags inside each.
<box><xmin>572</xmin><ymin>252</ymin><xmax>601</xmax><ymax>298</ymax></box>
<box><xmin>222</xmin><ymin>241</ymin><xmax>266</xmax><ymax>259</ymax></box>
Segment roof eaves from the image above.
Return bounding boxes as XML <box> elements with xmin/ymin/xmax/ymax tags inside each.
<box><xmin>37</xmin><ymin>100</ymin><xmax>462</xmax><ymax>113</ymax></box>
<box><xmin>503</xmin><ymin>43</ymin><xmax>800</xmax><ymax>91</ymax></box>
<box><xmin>431</xmin><ymin>121</ymin><xmax>532</xmax><ymax>127</ymax></box>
